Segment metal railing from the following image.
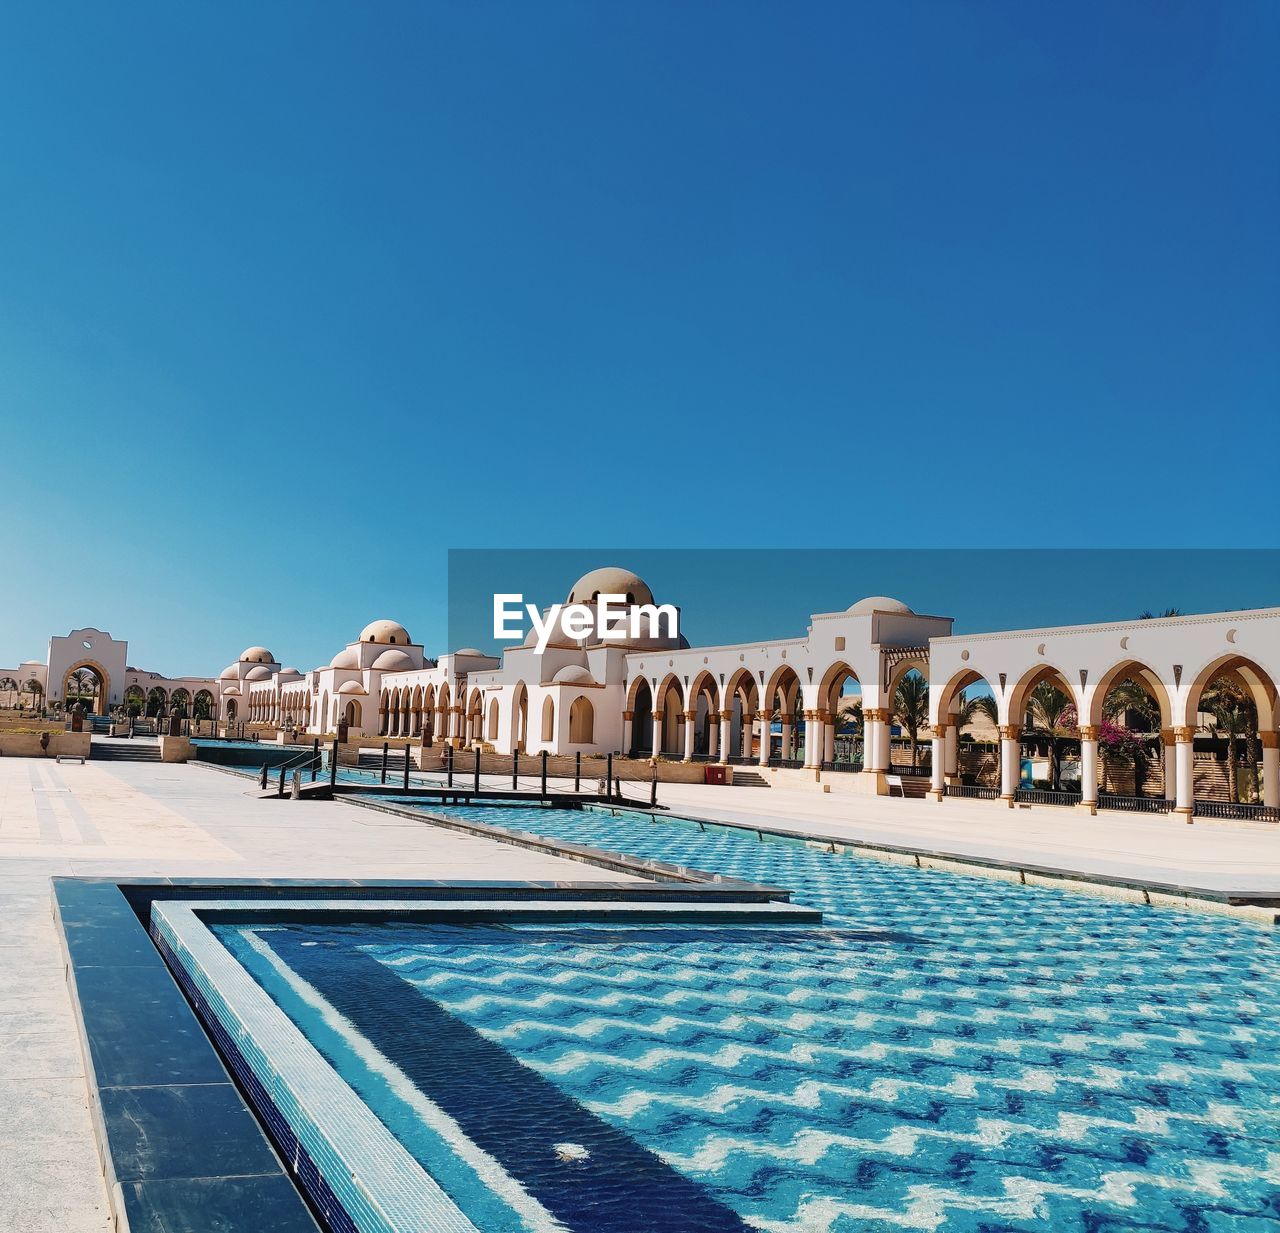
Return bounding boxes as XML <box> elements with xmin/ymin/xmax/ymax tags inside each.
<box><xmin>1014</xmin><ymin>787</ymin><xmax>1082</xmax><ymax>807</ymax></box>
<box><xmin>726</xmin><ymin>755</ymin><xmax>755</xmax><ymax>766</ymax></box>
<box><xmin>821</xmin><ymin>760</ymin><xmax>863</xmax><ymax>773</ymax></box>
<box><xmin>1098</xmin><ymin>794</ymin><xmax>1172</xmax><ymax>815</ymax></box>
<box><xmin>768</xmin><ymin>757</ymin><xmax>806</xmax><ymax>769</ymax></box>
<box><xmin>889</xmin><ymin>764</ymin><xmax>930</xmax><ymax>777</ymax></box>
<box><xmin>945</xmin><ymin>783</ymin><xmax>1000</xmax><ymax>800</ymax></box>
<box><xmin>1194</xmin><ymin>800</ymin><xmax>1280</xmax><ymax>823</ymax></box>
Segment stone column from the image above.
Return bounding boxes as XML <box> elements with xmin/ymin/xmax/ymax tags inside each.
<box><xmin>707</xmin><ymin>714</ymin><xmax>718</xmax><ymax>759</ymax></box>
<box><xmin>780</xmin><ymin>714</ymin><xmax>793</xmax><ymax>761</ymax></box>
<box><xmin>651</xmin><ymin>711</ymin><xmax>664</xmax><ymax>758</ymax></box>
<box><xmin>1173</xmin><ymin>726</ymin><xmax>1195</xmax><ymax>822</ymax></box>
<box><xmin>741</xmin><ymin>712</ymin><xmax>754</xmax><ymax>760</ymax></box>
<box><xmin>1078</xmin><ymin>725</ymin><xmax>1099</xmax><ymax>812</ymax></box>
<box><xmin>757</xmin><ymin>710</ymin><xmax>773</xmax><ymax>766</ymax></box>
<box><xmin>930</xmin><ymin>722</ymin><xmax>947</xmax><ymax>800</ymax></box>
<box><xmin>999</xmin><ymin>724</ymin><xmax>1022</xmax><ymax>804</ymax></box>
<box><xmin>1263</xmin><ymin>733</ymin><xmax>1279</xmax><ymax>809</ymax></box>
<box><xmin>944</xmin><ymin>723</ymin><xmax>958</xmax><ymax>778</ymax></box>
<box><xmin>802</xmin><ymin>711</ymin><xmax>819</xmax><ymax>768</ymax></box>
<box><xmin>719</xmin><ymin>710</ymin><xmax>732</xmax><ymax>763</ymax></box>
<box><xmin>823</xmin><ymin>714</ymin><xmax>835</xmax><ymax>764</ymax></box>
<box><xmin>1161</xmin><ymin>729</ymin><xmax>1176</xmax><ymax>801</ymax></box>
<box><xmin>622</xmin><ymin>710</ymin><xmax>633</xmax><ymax>756</ymax></box>
<box><xmin>683</xmin><ymin>709</ymin><xmax>697</xmax><ymax>761</ymax></box>
<box><xmin>862</xmin><ymin>708</ymin><xmax>884</xmax><ymax>772</ymax></box>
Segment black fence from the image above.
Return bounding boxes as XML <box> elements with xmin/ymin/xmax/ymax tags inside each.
<box><xmin>1098</xmin><ymin>794</ymin><xmax>1173</xmax><ymax>815</ymax></box>
<box><xmin>945</xmin><ymin>783</ymin><xmax>1000</xmax><ymax>800</ymax></box>
<box><xmin>1194</xmin><ymin>800</ymin><xmax>1280</xmax><ymax>823</ymax></box>
<box><xmin>821</xmin><ymin>760</ymin><xmax>863</xmax><ymax>773</ymax></box>
<box><xmin>888</xmin><ymin>764</ymin><xmax>930</xmax><ymax>777</ymax></box>
<box><xmin>1014</xmin><ymin>787</ymin><xmax>1082</xmax><ymax>807</ymax></box>
<box><xmin>767</xmin><ymin>757</ymin><xmax>806</xmax><ymax>769</ymax></box>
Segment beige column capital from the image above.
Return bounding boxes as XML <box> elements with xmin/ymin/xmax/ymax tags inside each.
<box><xmin>1262</xmin><ymin>731</ymin><xmax>1279</xmax><ymax>750</ymax></box>
<box><xmin>719</xmin><ymin>710</ymin><xmax>733</xmax><ymax>721</ymax></box>
<box><xmin>931</xmin><ymin>720</ymin><xmax>950</xmax><ymax>735</ymax></box>
<box><xmin>651</xmin><ymin>711</ymin><xmax>664</xmax><ymax>722</ymax></box>
<box><xmin>1173</xmin><ymin>726</ymin><xmax>1196</xmax><ymax>743</ymax></box>
<box><xmin>998</xmin><ymin>724</ymin><xmax>1021</xmax><ymax>740</ymax></box>
<box><xmin>1078</xmin><ymin>725</ymin><xmax>1099</xmax><ymax>741</ymax></box>
<box><xmin>759</xmin><ymin>709</ymin><xmax>774</xmax><ymax>721</ymax></box>
<box><xmin>817</xmin><ymin>710</ymin><xmax>831</xmax><ymax>723</ymax></box>
<box><xmin>1160</xmin><ymin>728</ymin><xmax>1175</xmax><ymax>746</ymax></box>
<box><xmin>864</xmin><ymin>707</ymin><xmax>890</xmax><ymax>723</ymax></box>
<box><xmin>683</xmin><ymin>710</ymin><xmax>697</xmax><ymax>721</ymax></box>
<box><xmin>622</xmin><ymin>710</ymin><xmax>634</xmax><ymax>721</ymax></box>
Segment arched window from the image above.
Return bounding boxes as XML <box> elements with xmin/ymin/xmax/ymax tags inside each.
<box><xmin>569</xmin><ymin>696</ymin><xmax>594</xmax><ymax>744</ymax></box>
<box><xmin>541</xmin><ymin>696</ymin><xmax>556</xmax><ymax>743</ymax></box>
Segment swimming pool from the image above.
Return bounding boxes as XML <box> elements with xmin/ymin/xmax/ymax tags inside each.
<box><xmin>166</xmin><ymin>805</ymin><xmax>1280</xmax><ymax>1231</ymax></box>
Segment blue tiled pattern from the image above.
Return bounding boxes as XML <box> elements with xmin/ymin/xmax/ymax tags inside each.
<box><xmin>347</xmin><ymin>804</ymin><xmax>1280</xmax><ymax>1232</ymax></box>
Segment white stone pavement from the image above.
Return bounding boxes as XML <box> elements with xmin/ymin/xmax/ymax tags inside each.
<box><xmin>3</xmin><ymin>757</ymin><xmax>1278</xmax><ymax>1232</ymax></box>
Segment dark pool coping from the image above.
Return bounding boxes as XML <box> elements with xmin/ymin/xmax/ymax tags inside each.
<box><xmin>52</xmin><ymin>875</ymin><xmax>815</xmax><ymax>1233</ymax></box>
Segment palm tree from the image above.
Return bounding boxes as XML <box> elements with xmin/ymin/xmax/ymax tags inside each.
<box><xmin>25</xmin><ymin>679</ymin><xmax>43</xmax><ymax>712</ymax></box>
<box><xmin>1139</xmin><ymin>607</ymin><xmax>1183</xmax><ymax>619</ymax></box>
<box><xmin>1101</xmin><ymin>677</ymin><xmax>1161</xmax><ymax>794</ymax></box>
<box><xmin>1200</xmin><ymin>676</ymin><xmax>1256</xmax><ymax>803</ymax></box>
<box><xmin>893</xmin><ymin>672</ymin><xmax>929</xmax><ymax>769</ymax></box>
<box><xmin>67</xmin><ymin>669</ymin><xmax>95</xmax><ymax>706</ymax></box>
<box><xmin>0</xmin><ymin>676</ymin><xmax>17</xmax><ymax>707</ymax></box>
<box><xmin>1026</xmin><ymin>681</ymin><xmax>1076</xmax><ymax>790</ymax></box>
<box><xmin>955</xmin><ymin>690</ymin><xmax>998</xmax><ymax>740</ymax></box>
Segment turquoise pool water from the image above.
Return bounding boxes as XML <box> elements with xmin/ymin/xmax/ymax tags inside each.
<box><xmin>220</xmin><ymin>805</ymin><xmax>1280</xmax><ymax>1231</ymax></box>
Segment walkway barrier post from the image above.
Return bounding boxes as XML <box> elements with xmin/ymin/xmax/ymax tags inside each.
<box><xmin>447</xmin><ymin>745</ymin><xmax>454</xmax><ymax>788</ymax></box>
<box><xmin>540</xmin><ymin>750</ymin><xmax>548</xmax><ymax>800</ymax></box>
<box><xmin>311</xmin><ymin>738</ymin><xmax>319</xmax><ymax>781</ymax></box>
<box><xmin>474</xmin><ymin>747</ymin><xmax>481</xmax><ymax>794</ymax></box>
<box><xmin>606</xmin><ymin>753</ymin><xmax>614</xmax><ymax>800</ymax></box>
<box><xmin>403</xmin><ymin>745</ymin><xmax>411</xmax><ymax>791</ymax></box>
<box><xmin>260</xmin><ymin>762</ymin><xmax>269</xmax><ymax>791</ymax></box>
<box><xmin>277</xmin><ymin>765</ymin><xmax>286</xmax><ymax>798</ymax></box>
<box><xmin>511</xmin><ymin>751</ymin><xmax>518</xmax><ymax>790</ymax></box>
<box><xmin>650</xmin><ymin>768</ymin><xmax>658</xmax><ymax>809</ymax></box>
<box><xmin>381</xmin><ymin>741</ymin><xmax>389</xmax><ymax>785</ymax></box>
<box><xmin>329</xmin><ymin>738</ymin><xmax>338</xmax><ymax>790</ymax></box>
<box><xmin>291</xmin><ymin>771</ymin><xmax>301</xmax><ymax>800</ymax></box>
<box><xmin>574</xmin><ymin>751</ymin><xmax>581</xmax><ymax>792</ymax></box>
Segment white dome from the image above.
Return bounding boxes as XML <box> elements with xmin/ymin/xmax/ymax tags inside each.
<box><xmin>338</xmin><ymin>681</ymin><xmax>366</xmax><ymax>695</ymax></box>
<box><xmin>221</xmin><ymin>685</ymin><xmax>241</xmax><ymax>696</ymax></box>
<box><xmin>329</xmin><ymin>648</ymin><xmax>360</xmax><ymax>669</ymax></box>
<box><xmin>372</xmin><ymin>649</ymin><xmax>415</xmax><ymax>672</ymax></box>
<box><xmin>240</xmin><ymin>646</ymin><xmax>275</xmax><ymax>664</ymax></box>
<box><xmin>279</xmin><ymin>667</ymin><xmax>302</xmax><ymax>678</ymax></box>
<box><xmin>454</xmin><ymin>647</ymin><xmax>484</xmax><ymax>657</ymax></box>
<box><xmin>847</xmin><ymin>596</ymin><xmax>913</xmax><ymax>616</ymax></box>
<box><xmin>219</xmin><ymin>663</ymin><xmax>240</xmax><ymax>680</ymax></box>
<box><xmin>359</xmin><ymin>619</ymin><xmax>411</xmax><ymax>646</ymax></box>
<box><xmin>566</xmin><ymin>566</ymin><xmax>654</xmax><ymax>608</ymax></box>
<box><xmin>244</xmin><ymin>665</ymin><xmax>272</xmax><ymax>681</ymax></box>
<box><xmin>552</xmin><ymin>665</ymin><xmax>597</xmax><ymax>685</ymax></box>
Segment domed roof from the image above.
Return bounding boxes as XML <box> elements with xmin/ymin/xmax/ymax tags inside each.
<box><xmin>240</xmin><ymin>646</ymin><xmax>275</xmax><ymax>664</ymax></box>
<box><xmin>244</xmin><ymin>665</ymin><xmax>272</xmax><ymax>681</ymax></box>
<box><xmin>329</xmin><ymin>648</ymin><xmax>360</xmax><ymax>669</ymax></box>
<box><xmin>219</xmin><ymin>663</ymin><xmax>240</xmax><ymax>680</ymax></box>
<box><xmin>371</xmin><ymin>649</ymin><xmax>415</xmax><ymax>672</ymax></box>
<box><xmin>221</xmin><ymin>685</ymin><xmax>241</xmax><ymax>696</ymax></box>
<box><xmin>552</xmin><ymin>665</ymin><xmax>597</xmax><ymax>685</ymax></box>
<box><xmin>453</xmin><ymin>648</ymin><xmax>484</xmax><ymax>657</ymax></box>
<box><xmin>846</xmin><ymin>596</ymin><xmax>913</xmax><ymax>615</ymax></box>
<box><xmin>359</xmin><ymin>619</ymin><xmax>411</xmax><ymax>646</ymax></box>
<box><xmin>338</xmin><ymin>681</ymin><xmax>367</xmax><ymax>695</ymax></box>
<box><xmin>279</xmin><ymin>667</ymin><xmax>302</xmax><ymax>678</ymax></box>
<box><xmin>566</xmin><ymin>567</ymin><xmax>654</xmax><ymax>608</ymax></box>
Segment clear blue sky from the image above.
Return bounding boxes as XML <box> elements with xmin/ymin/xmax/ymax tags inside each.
<box><xmin>1</xmin><ymin>2</ymin><xmax>1276</xmax><ymax>676</ymax></box>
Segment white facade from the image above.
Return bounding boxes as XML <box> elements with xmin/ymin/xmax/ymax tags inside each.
<box><xmin>8</xmin><ymin>569</ymin><xmax>1280</xmax><ymax>816</ymax></box>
